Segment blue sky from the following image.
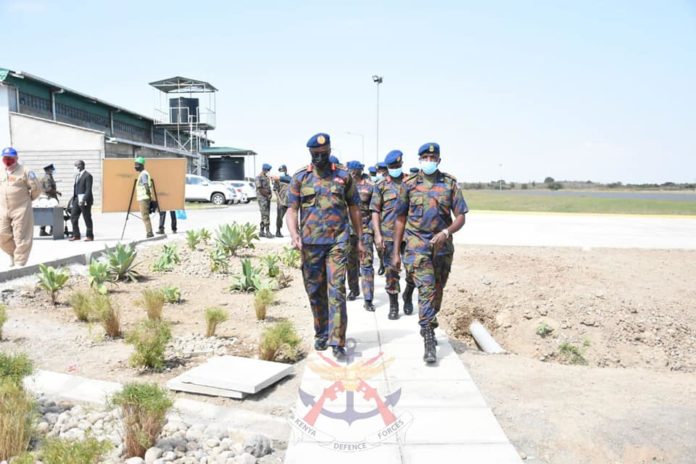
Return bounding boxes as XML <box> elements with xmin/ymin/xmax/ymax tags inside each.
<box><xmin>2</xmin><ymin>0</ymin><xmax>695</xmax><ymax>183</ymax></box>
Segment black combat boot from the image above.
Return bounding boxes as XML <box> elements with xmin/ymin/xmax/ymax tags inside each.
<box><xmin>275</xmin><ymin>228</ymin><xmax>283</xmax><ymax>238</ymax></box>
<box><xmin>378</xmin><ymin>260</ymin><xmax>385</xmax><ymax>276</ymax></box>
<box><xmin>421</xmin><ymin>327</ymin><xmax>437</xmax><ymax>364</ymax></box>
<box><xmin>265</xmin><ymin>226</ymin><xmax>274</xmax><ymax>239</ymax></box>
<box><xmin>388</xmin><ymin>293</ymin><xmax>399</xmax><ymax>320</ymax></box>
<box><xmin>348</xmin><ymin>290</ymin><xmax>359</xmax><ymax>301</ymax></box>
<box><xmin>314</xmin><ymin>339</ymin><xmax>328</xmax><ymax>351</ymax></box>
<box><xmin>364</xmin><ymin>300</ymin><xmax>375</xmax><ymax>312</ymax></box>
<box><xmin>402</xmin><ymin>284</ymin><xmax>415</xmax><ymax>315</ymax></box>
<box><xmin>332</xmin><ymin>345</ymin><xmax>347</xmax><ymax>360</ymax></box>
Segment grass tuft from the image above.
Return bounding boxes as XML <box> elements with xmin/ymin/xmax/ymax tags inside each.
<box><xmin>137</xmin><ymin>289</ymin><xmax>165</xmax><ymax>321</ymax></box>
<box><xmin>259</xmin><ymin>320</ymin><xmax>301</xmax><ymax>363</ymax></box>
<box><xmin>125</xmin><ymin>320</ymin><xmax>172</xmax><ymax>370</ymax></box>
<box><xmin>205</xmin><ymin>307</ymin><xmax>228</xmax><ymax>337</ymax></box>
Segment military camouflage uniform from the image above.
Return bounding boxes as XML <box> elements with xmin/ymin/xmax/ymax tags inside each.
<box><xmin>288</xmin><ymin>163</ymin><xmax>359</xmax><ymax>348</ymax></box>
<box><xmin>370</xmin><ymin>174</ymin><xmax>414</xmax><ymax>294</ymax></box>
<box><xmin>396</xmin><ymin>170</ymin><xmax>468</xmax><ymax>329</ymax></box>
<box><xmin>347</xmin><ymin>175</ymin><xmax>375</xmax><ymax>301</ymax></box>
<box><xmin>255</xmin><ymin>172</ymin><xmax>272</xmax><ymax>229</ymax></box>
<box><xmin>39</xmin><ymin>172</ymin><xmax>59</xmax><ymax>236</ymax></box>
<box><xmin>273</xmin><ymin>175</ymin><xmax>291</xmax><ymax>234</ymax></box>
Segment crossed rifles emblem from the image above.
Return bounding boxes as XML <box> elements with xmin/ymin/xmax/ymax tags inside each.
<box><xmin>299</xmin><ymin>349</ymin><xmax>401</xmax><ymax>427</ymax></box>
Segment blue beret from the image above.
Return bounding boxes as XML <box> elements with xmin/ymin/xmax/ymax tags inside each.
<box><xmin>368</xmin><ymin>166</ymin><xmax>377</xmax><ymax>174</ymax></box>
<box><xmin>377</xmin><ymin>162</ymin><xmax>387</xmax><ymax>169</ymax></box>
<box><xmin>329</xmin><ymin>155</ymin><xmax>339</xmax><ymax>164</ymax></box>
<box><xmin>384</xmin><ymin>150</ymin><xmax>403</xmax><ymax>165</ymax></box>
<box><xmin>409</xmin><ymin>167</ymin><xmax>419</xmax><ymax>174</ymax></box>
<box><xmin>262</xmin><ymin>163</ymin><xmax>272</xmax><ymax>171</ymax></box>
<box><xmin>346</xmin><ymin>160</ymin><xmax>362</xmax><ymax>169</ymax></box>
<box><xmin>306</xmin><ymin>133</ymin><xmax>331</xmax><ymax>148</ymax></box>
<box><xmin>358</xmin><ymin>162</ymin><xmax>365</xmax><ymax>169</ymax></box>
<box><xmin>279</xmin><ymin>164</ymin><xmax>287</xmax><ymax>171</ymax></box>
<box><xmin>1</xmin><ymin>147</ymin><xmax>18</xmax><ymax>157</ymax></box>
<box><xmin>418</xmin><ymin>142</ymin><xmax>440</xmax><ymax>156</ymax></box>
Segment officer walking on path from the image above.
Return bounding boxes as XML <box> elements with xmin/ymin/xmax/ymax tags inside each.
<box><xmin>0</xmin><ymin>147</ymin><xmax>41</xmax><ymax>267</ymax></box>
<box><xmin>346</xmin><ymin>161</ymin><xmax>362</xmax><ymax>301</ymax></box>
<box><xmin>134</xmin><ymin>157</ymin><xmax>155</xmax><ymax>238</ymax></box>
<box><xmin>286</xmin><ymin>133</ymin><xmax>365</xmax><ymax>359</ymax></box>
<box><xmin>70</xmin><ymin>160</ymin><xmax>94</xmax><ymax>241</ymax></box>
<box><xmin>272</xmin><ymin>165</ymin><xmax>291</xmax><ymax>237</ymax></box>
<box><xmin>255</xmin><ymin>163</ymin><xmax>274</xmax><ymax>238</ymax></box>
<box><xmin>371</xmin><ymin>150</ymin><xmax>415</xmax><ymax>320</ymax></box>
<box><xmin>347</xmin><ymin>161</ymin><xmax>376</xmax><ymax>311</ymax></box>
<box><xmin>39</xmin><ymin>163</ymin><xmax>61</xmax><ymax>237</ymax></box>
<box><xmin>393</xmin><ymin>143</ymin><xmax>468</xmax><ymax>364</ymax></box>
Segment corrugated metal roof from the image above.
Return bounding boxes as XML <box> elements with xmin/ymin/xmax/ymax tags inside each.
<box><xmin>149</xmin><ymin>76</ymin><xmax>217</xmax><ymax>93</ymax></box>
<box><xmin>200</xmin><ymin>146</ymin><xmax>257</xmax><ymax>156</ymax></box>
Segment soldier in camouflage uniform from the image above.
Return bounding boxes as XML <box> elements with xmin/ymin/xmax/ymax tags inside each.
<box><xmin>273</xmin><ymin>165</ymin><xmax>291</xmax><ymax>237</ymax></box>
<box><xmin>255</xmin><ymin>163</ymin><xmax>274</xmax><ymax>238</ymax></box>
<box><xmin>39</xmin><ymin>163</ymin><xmax>61</xmax><ymax>236</ymax></box>
<box><xmin>346</xmin><ymin>161</ymin><xmax>375</xmax><ymax>310</ymax></box>
<box><xmin>346</xmin><ymin>161</ymin><xmax>361</xmax><ymax>301</ymax></box>
<box><xmin>371</xmin><ymin>150</ymin><xmax>415</xmax><ymax>320</ymax></box>
<box><xmin>393</xmin><ymin>143</ymin><xmax>468</xmax><ymax>364</ymax></box>
<box><xmin>286</xmin><ymin>133</ymin><xmax>365</xmax><ymax>360</ymax></box>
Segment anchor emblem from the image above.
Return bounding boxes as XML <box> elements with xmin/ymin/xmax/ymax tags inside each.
<box><xmin>298</xmin><ymin>340</ymin><xmax>402</xmax><ymax>426</ymax></box>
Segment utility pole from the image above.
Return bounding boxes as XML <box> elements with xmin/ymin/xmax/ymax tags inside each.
<box><xmin>372</xmin><ymin>75</ymin><xmax>383</xmax><ymax>163</ymax></box>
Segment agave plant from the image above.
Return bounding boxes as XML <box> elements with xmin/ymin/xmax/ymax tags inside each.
<box><xmin>199</xmin><ymin>228</ymin><xmax>212</xmax><ymax>244</ymax></box>
<box><xmin>261</xmin><ymin>254</ymin><xmax>280</xmax><ymax>278</ymax></box>
<box><xmin>281</xmin><ymin>246</ymin><xmax>301</xmax><ymax>269</ymax></box>
<box><xmin>152</xmin><ymin>244</ymin><xmax>180</xmax><ymax>272</ymax></box>
<box><xmin>240</xmin><ymin>223</ymin><xmax>259</xmax><ymax>249</ymax></box>
<box><xmin>215</xmin><ymin>224</ymin><xmax>244</xmax><ymax>256</ymax></box>
<box><xmin>209</xmin><ymin>246</ymin><xmax>229</xmax><ymax>273</ymax></box>
<box><xmin>229</xmin><ymin>259</ymin><xmax>264</xmax><ymax>292</ymax></box>
<box><xmin>37</xmin><ymin>264</ymin><xmax>70</xmax><ymax>305</ymax></box>
<box><xmin>161</xmin><ymin>285</ymin><xmax>181</xmax><ymax>304</ymax></box>
<box><xmin>106</xmin><ymin>244</ymin><xmax>140</xmax><ymax>282</ymax></box>
<box><xmin>88</xmin><ymin>260</ymin><xmax>110</xmax><ymax>294</ymax></box>
<box><xmin>185</xmin><ymin>230</ymin><xmax>201</xmax><ymax>250</ymax></box>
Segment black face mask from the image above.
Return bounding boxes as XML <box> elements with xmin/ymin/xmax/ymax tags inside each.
<box><xmin>311</xmin><ymin>152</ymin><xmax>330</xmax><ymax>168</ymax></box>
<box><xmin>135</xmin><ymin>165</ymin><xmax>144</xmax><ymax>172</ymax></box>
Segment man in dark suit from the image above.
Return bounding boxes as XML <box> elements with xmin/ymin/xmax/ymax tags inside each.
<box><xmin>70</xmin><ymin>160</ymin><xmax>94</xmax><ymax>241</ymax></box>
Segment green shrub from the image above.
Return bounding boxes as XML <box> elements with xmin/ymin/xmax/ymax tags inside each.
<box><xmin>41</xmin><ymin>436</ymin><xmax>111</xmax><ymax>464</ymax></box>
<box><xmin>536</xmin><ymin>322</ymin><xmax>554</xmax><ymax>338</ymax></box>
<box><xmin>185</xmin><ymin>230</ymin><xmax>201</xmax><ymax>250</ymax></box>
<box><xmin>259</xmin><ymin>320</ymin><xmax>301</xmax><ymax>363</ymax></box>
<box><xmin>111</xmin><ymin>383</ymin><xmax>173</xmax><ymax>458</ymax></box>
<box><xmin>125</xmin><ymin>320</ymin><xmax>172</xmax><ymax>370</ymax></box>
<box><xmin>0</xmin><ymin>380</ymin><xmax>35</xmax><ymax>461</ymax></box>
<box><xmin>199</xmin><ymin>228</ymin><xmax>211</xmax><ymax>244</ymax></box>
<box><xmin>215</xmin><ymin>224</ymin><xmax>244</xmax><ymax>256</ymax></box>
<box><xmin>261</xmin><ymin>254</ymin><xmax>280</xmax><ymax>278</ymax></box>
<box><xmin>274</xmin><ymin>269</ymin><xmax>293</xmax><ymax>289</ymax></box>
<box><xmin>280</xmin><ymin>246</ymin><xmax>301</xmax><ymax>269</ymax></box>
<box><xmin>161</xmin><ymin>286</ymin><xmax>181</xmax><ymax>304</ymax></box>
<box><xmin>137</xmin><ymin>289</ymin><xmax>165</xmax><ymax>321</ymax></box>
<box><xmin>0</xmin><ymin>353</ymin><xmax>33</xmax><ymax>386</ymax></box>
<box><xmin>10</xmin><ymin>452</ymin><xmax>34</xmax><ymax>464</ymax></box>
<box><xmin>558</xmin><ymin>342</ymin><xmax>587</xmax><ymax>365</ymax></box>
<box><xmin>87</xmin><ymin>260</ymin><xmax>109</xmax><ymax>295</ymax></box>
<box><xmin>95</xmin><ymin>294</ymin><xmax>121</xmax><ymax>339</ymax></box>
<box><xmin>229</xmin><ymin>259</ymin><xmax>263</xmax><ymax>292</ymax></box>
<box><xmin>209</xmin><ymin>245</ymin><xmax>230</xmax><ymax>273</ymax></box>
<box><xmin>0</xmin><ymin>304</ymin><xmax>7</xmax><ymax>340</ymax></box>
<box><xmin>254</xmin><ymin>287</ymin><xmax>275</xmax><ymax>321</ymax></box>
<box><xmin>240</xmin><ymin>223</ymin><xmax>259</xmax><ymax>249</ymax></box>
<box><xmin>106</xmin><ymin>244</ymin><xmax>140</xmax><ymax>282</ymax></box>
<box><xmin>69</xmin><ymin>291</ymin><xmax>95</xmax><ymax>322</ymax></box>
<box><xmin>205</xmin><ymin>307</ymin><xmax>228</xmax><ymax>337</ymax></box>
<box><xmin>151</xmin><ymin>244</ymin><xmax>180</xmax><ymax>272</ymax></box>
<box><xmin>37</xmin><ymin>264</ymin><xmax>70</xmax><ymax>305</ymax></box>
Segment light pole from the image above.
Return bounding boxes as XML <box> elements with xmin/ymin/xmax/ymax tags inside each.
<box><xmin>372</xmin><ymin>75</ymin><xmax>383</xmax><ymax>163</ymax></box>
<box><xmin>346</xmin><ymin>131</ymin><xmax>365</xmax><ymax>164</ymax></box>
<box><xmin>498</xmin><ymin>163</ymin><xmax>503</xmax><ymax>191</ymax></box>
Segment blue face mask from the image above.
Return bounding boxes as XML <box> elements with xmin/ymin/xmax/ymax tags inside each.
<box><xmin>388</xmin><ymin>168</ymin><xmax>402</xmax><ymax>178</ymax></box>
<box><xmin>370</xmin><ymin>176</ymin><xmax>378</xmax><ymax>182</ymax></box>
<box><xmin>420</xmin><ymin>160</ymin><xmax>438</xmax><ymax>175</ymax></box>
<box><xmin>376</xmin><ymin>174</ymin><xmax>384</xmax><ymax>181</ymax></box>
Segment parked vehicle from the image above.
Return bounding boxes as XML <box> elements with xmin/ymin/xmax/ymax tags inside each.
<box><xmin>185</xmin><ymin>174</ymin><xmax>238</xmax><ymax>205</ymax></box>
<box><xmin>222</xmin><ymin>181</ymin><xmax>256</xmax><ymax>203</ymax></box>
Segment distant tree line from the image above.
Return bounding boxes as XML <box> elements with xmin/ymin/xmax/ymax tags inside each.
<box><xmin>460</xmin><ymin>178</ymin><xmax>695</xmax><ymax>191</ymax></box>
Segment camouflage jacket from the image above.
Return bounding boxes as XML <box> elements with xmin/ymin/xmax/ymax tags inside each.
<box><xmin>355</xmin><ymin>175</ymin><xmax>374</xmax><ymax>235</ymax></box>
<box><xmin>255</xmin><ymin>173</ymin><xmax>272</xmax><ymax>199</ymax></box>
<box><xmin>287</xmin><ymin>164</ymin><xmax>359</xmax><ymax>245</ymax></box>
<box><xmin>396</xmin><ymin>170</ymin><xmax>468</xmax><ymax>256</ymax></box>
<box><xmin>273</xmin><ymin>175</ymin><xmax>292</xmax><ymax>207</ymax></box>
<box><xmin>41</xmin><ymin>173</ymin><xmax>58</xmax><ymax>199</ymax></box>
<box><xmin>369</xmin><ymin>174</ymin><xmax>405</xmax><ymax>242</ymax></box>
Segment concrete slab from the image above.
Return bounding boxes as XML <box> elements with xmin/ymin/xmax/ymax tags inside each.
<box><xmin>284</xmin><ymin>442</ymin><xmax>402</xmax><ymax>464</ymax></box>
<box><xmin>399</xmin><ymin>407</ymin><xmax>510</xmax><ymax>445</ymax></box>
<box><xmin>402</xmin><ymin>443</ymin><xmax>523</xmax><ymax>463</ymax></box>
<box><xmin>24</xmin><ymin>369</ymin><xmax>121</xmax><ymax>404</ymax></box>
<box><xmin>179</xmin><ymin>355</ymin><xmax>294</xmax><ymax>394</ymax></box>
<box><xmin>385</xmin><ymin>379</ymin><xmax>488</xmax><ymax>408</ymax></box>
<box><xmin>166</xmin><ymin>375</ymin><xmax>247</xmax><ymax>399</ymax></box>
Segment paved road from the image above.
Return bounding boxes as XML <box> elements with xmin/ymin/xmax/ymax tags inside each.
<box><xmin>475</xmin><ymin>189</ymin><xmax>696</xmax><ymax>202</ymax></box>
<box><xmin>3</xmin><ymin>205</ymin><xmax>696</xmax><ymax>271</ymax></box>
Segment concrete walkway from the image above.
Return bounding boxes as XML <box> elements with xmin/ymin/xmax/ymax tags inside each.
<box><xmin>284</xmin><ymin>279</ymin><xmax>523</xmax><ymax>464</ymax></box>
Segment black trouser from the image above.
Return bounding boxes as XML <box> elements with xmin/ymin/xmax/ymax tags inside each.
<box><xmin>276</xmin><ymin>205</ymin><xmax>287</xmax><ymax>231</ymax></box>
<box><xmin>158</xmin><ymin>211</ymin><xmax>177</xmax><ymax>232</ymax></box>
<box><xmin>71</xmin><ymin>202</ymin><xmax>93</xmax><ymax>239</ymax></box>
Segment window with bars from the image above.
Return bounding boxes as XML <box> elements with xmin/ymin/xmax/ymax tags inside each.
<box><xmin>55</xmin><ymin>102</ymin><xmax>109</xmax><ymax>130</ymax></box>
<box><xmin>18</xmin><ymin>91</ymin><xmax>52</xmax><ymax>118</ymax></box>
<box><xmin>113</xmin><ymin>120</ymin><xmax>149</xmax><ymax>142</ymax></box>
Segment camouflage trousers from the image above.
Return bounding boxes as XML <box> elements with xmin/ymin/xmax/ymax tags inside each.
<box><xmin>301</xmin><ymin>243</ymin><xmax>348</xmax><ymax>347</ymax></box>
<box><xmin>347</xmin><ymin>233</ymin><xmax>374</xmax><ymax>301</ymax></box>
<box><xmin>403</xmin><ymin>251</ymin><xmax>453</xmax><ymax>329</ymax></box>
<box><xmin>383</xmin><ymin>240</ymin><xmax>414</xmax><ymax>294</ymax></box>
<box><xmin>276</xmin><ymin>204</ymin><xmax>287</xmax><ymax>231</ymax></box>
<box><xmin>258</xmin><ymin>196</ymin><xmax>271</xmax><ymax>227</ymax></box>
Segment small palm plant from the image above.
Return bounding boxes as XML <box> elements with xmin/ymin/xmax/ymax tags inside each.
<box><xmin>106</xmin><ymin>244</ymin><xmax>140</xmax><ymax>282</ymax></box>
<box><xmin>37</xmin><ymin>264</ymin><xmax>70</xmax><ymax>305</ymax></box>
<box><xmin>209</xmin><ymin>245</ymin><xmax>229</xmax><ymax>273</ymax></box>
<box><xmin>185</xmin><ymin>230</ymin><xmax>201</xmax><ymax>250</ymax></box>
<box><xmin>88</xmin><ymin>260</ymin><xmax>110</xmax><ymax>295</ymax></box>
<box><xmin>205</xmin><ymin>307</ymin><xmax>228</xmax><ymax>337</ymax></box>
<box><xmin>240</xmin><ymin>223</ymin><xmax>259</xmax><ymax>249</ymax></box>
<box><xmin>261</xmin><ymin>254</ymin><xmax>280</xmax><ymax>278</ymax></box>
<box><xmin>229</xmin><ymin>259</ymin><xmax>263</xmax><ymax>292</ymax></box>
<box><xmin>215</xmin><ymin>224</ymin><xmax>244</xmax><ymax>256</ymax></box>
